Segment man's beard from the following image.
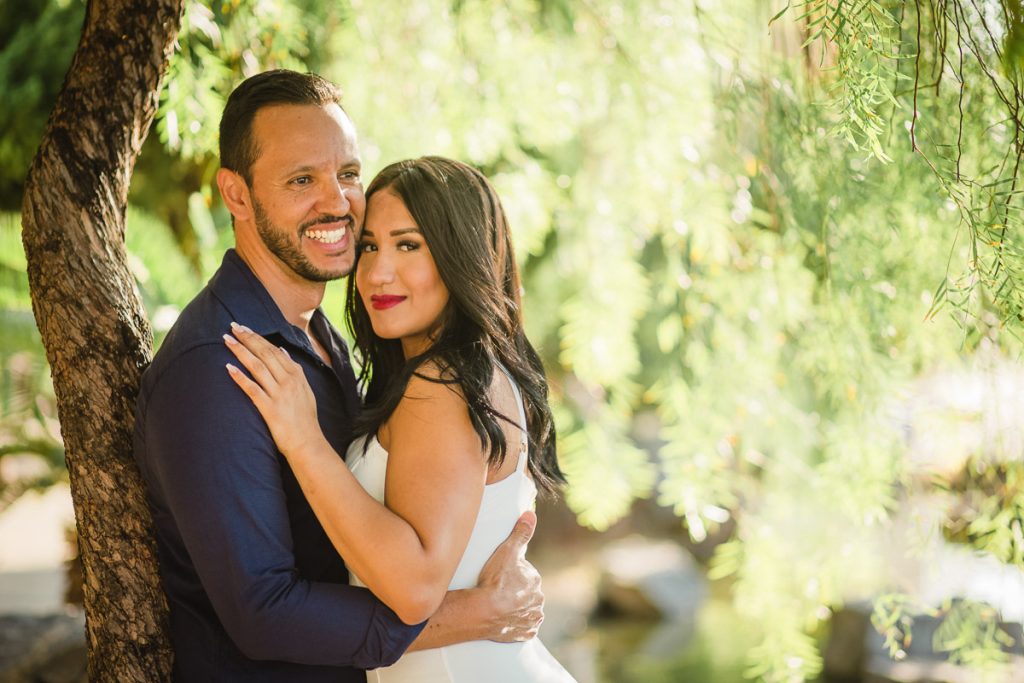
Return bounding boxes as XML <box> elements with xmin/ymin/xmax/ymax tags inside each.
<box><xmin>253</xmin><ymin>197</ymin><xmax>349</xmax><ymax>283</ymax></box>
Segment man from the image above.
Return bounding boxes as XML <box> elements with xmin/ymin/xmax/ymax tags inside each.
<box><xmin>133</xmin><ymin>70</ymin><xmax>543</xmax><ymax>681</ymax></box>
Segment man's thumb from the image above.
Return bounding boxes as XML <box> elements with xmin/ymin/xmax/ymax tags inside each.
<box><xmin>511</xmin><ymin>510</ymin><xmax>537</xmax><ymax>546</ymax></box>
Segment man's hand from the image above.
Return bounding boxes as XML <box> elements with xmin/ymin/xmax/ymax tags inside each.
<box><xmin>405</xmin><ymin>510</ymin><xmax>545</xmax><ymax>652</ymax></box>
<box><xmin>476</xmin><ymin>510</ymin><xmax>544</xmax><ymax>642</ymax></box>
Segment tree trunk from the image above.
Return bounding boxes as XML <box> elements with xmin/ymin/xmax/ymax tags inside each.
<box><xmin>20</xmin><ymin>0</ymin><xmax>184</xmax><ymax>680</ymax></box>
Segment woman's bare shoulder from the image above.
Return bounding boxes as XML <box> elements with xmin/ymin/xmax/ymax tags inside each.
<box><xmin>387</xmin><ymin>360</ymin><xmax>471</xmax><ymax>431</ymax></box>
<box><xmin>403</xmin><ymin>359</ymin><xmax>466</xmax><ymax>402</ymax></box>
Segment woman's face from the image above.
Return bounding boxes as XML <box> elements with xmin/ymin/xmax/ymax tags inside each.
<box><xmin>356</xmin><ymin>189</ymin><xmax>450</xmax><ymax>358</ymax></box>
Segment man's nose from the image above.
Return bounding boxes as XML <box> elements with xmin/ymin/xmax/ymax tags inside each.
<box><xmin>317</xmin><ymin>179</ymin><xmax>352</xmax><ymax>215</ymax></box>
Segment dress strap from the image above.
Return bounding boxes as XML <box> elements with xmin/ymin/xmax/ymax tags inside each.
<box><xmin>495</xmin><ymin>363</ymin><xmax>529</xmax><ymax>474</ymax></box>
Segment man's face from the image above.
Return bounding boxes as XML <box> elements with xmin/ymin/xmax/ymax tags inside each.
<box><xmin>244</xmin><ymin>103</ymin><xmax>364</xmax><ymax>282</ymax></box>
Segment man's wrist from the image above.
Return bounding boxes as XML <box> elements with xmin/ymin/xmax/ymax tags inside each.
<box><xmin>408</xmin><ymin>587</ymin><xmax>498</xmax><ymax>651</ymax></box>
<box><xmin>453</xmin><ymin>586</ymin><xmax>503</xmax><ymax>640</ymax></box>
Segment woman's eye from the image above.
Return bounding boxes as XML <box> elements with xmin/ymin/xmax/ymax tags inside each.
<box><xmin>358</xmin><ymin>242</ymin><xmax>377</xmax><ymax>253</ymax></box>
<box><xmin>397</xmin><ymin>240</ymin><xmax>421</xmax><ymax>252</ymax></box>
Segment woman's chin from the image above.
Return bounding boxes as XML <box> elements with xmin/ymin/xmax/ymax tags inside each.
<box><xmin>369</xmin><ymin>323</ymin><xmax>399</xmax><ymax>342</ymax></box>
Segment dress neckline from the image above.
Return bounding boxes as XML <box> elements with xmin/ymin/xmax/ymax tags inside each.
<box><xmin>356</xmin><ymin>434</ymin><xmax>530</xmax><ymax>490</ymax></box>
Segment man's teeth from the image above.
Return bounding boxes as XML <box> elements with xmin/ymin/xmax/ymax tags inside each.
<box><xmin>306</xmin><ymin>228</ymin><xmax>345</xmax><ymax>244</ymax></box>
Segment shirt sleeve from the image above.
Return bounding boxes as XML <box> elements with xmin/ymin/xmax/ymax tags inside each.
<box><xmin>143</xmin><ymin>342</ymin><xmax>424</xmax><ymax>667</ymax></box>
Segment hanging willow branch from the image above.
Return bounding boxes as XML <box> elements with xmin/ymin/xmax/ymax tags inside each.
<box><xmin>789</xmin><ymin>0</ymin><xmax>1024</xmax><ymax>327</ymax></box>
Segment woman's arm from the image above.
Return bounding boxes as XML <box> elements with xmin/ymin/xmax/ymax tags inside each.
<box><xmin>223</xmin><ymin>324</ymin><xmax>486</xmax><ymax>625</ymax></box>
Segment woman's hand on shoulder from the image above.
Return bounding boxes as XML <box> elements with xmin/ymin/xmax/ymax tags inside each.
<box><xmin>223</xmin><ymin>322</ymin><xmax>325</xmax><ymax>458</ymax></box>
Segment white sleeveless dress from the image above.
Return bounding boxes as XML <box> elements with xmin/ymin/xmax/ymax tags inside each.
<box><xmin>346</xmin><ymin>371</ymin><xmax>577</xmax><ymax>683</ymax></box>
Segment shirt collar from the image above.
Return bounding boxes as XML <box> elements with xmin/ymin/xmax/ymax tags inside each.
<box><xmin>208</xmin><ymin>249</ymin><xmax>323</xmax><ymax>356</ymax></box>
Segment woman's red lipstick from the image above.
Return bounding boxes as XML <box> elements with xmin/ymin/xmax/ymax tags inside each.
<box><xmin>370</xmin><ymin>295</ymin><xmax>406</xmax><ymax>310</ymax></box>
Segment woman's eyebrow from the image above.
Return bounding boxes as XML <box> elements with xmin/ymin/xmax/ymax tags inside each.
<box><xmin>360</xmin><ymin>227</ymin><xmax>420</xmax><ymax>238</ymax></box>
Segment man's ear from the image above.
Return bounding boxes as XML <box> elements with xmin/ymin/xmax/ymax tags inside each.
<box><xmin>217</xmin><ymin>168</ymin><xmax>253</xmax><ymax>222</ymax></box>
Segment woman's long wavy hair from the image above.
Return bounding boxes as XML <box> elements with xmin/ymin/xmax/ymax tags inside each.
<box><xmin>346</xmin><ymin>157</ymin><xmax>565</xmax><ymax>495</ymax></box>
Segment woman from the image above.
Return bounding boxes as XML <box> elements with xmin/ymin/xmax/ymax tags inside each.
<box><xmin>223</xmin><ymin>157</ymin><xmax>576</xmax><ymax>682</ymax></box>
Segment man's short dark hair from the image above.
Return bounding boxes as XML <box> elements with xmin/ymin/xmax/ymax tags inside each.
<box><xmin>219</xmin><ymin>70</ymin><xmax>342</xmax><ymax>184</ymax></box>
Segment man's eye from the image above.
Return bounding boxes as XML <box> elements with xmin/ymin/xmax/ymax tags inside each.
<box><xmin>291</xmin><ymin>176</ymin><xmax>312</xmax><ymax>186</ymax></box>
<box><xmin>340</xmin><ymin>171</ymin><xmax>361</xmax><ymax>184</ymax></box>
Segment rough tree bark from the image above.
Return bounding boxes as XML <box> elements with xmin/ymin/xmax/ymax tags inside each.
<box><xmin>20</xmin><ymin>0</ymin><xmax>184</xmax><ymax>680</ymax></box>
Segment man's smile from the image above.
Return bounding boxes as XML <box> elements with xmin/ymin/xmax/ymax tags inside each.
<box><xmin>305</xmin><ymin>227</ymin><xmax>347</xmax><ymax>244</ymax></box>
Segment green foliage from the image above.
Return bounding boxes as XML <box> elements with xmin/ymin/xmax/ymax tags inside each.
<box><xmin>0</xmin><ymin>214</ymin><xmax>61</xmax><ymax>509</ymax></box>
<box><xmin>871</xmin><ymin>593</ymin><xmax>926</xmax><ymax>660</ymax></box>
<box><xmin>934</xmin><ymin>600</ymin><xmax>1016</xmax><ymax>675</ymax></box>
<box><xmin>792</xmin><ymin>0</ymin><xmax>904</xmax><ymax>162</ymax></box>
<box><xmin>741</xmin><ymin>0</ymin><xmax>1024</xmax><ymax>675</ymax></box>
<box><xmin>942</xmin><ymin>459</ymin><xmax>1024</xmax><ymax>568</ymax></box>
<box><xmin>0</xmin><ymin>0</ymin><xmax>85</xmax><ymax>209</ymax></box>
<box><xmin>0</xmin><ymin>348</ymin><xmax>63</xmax><ymax>512</ymax></box>
<box><xmin>124</xmin><ymin>205</ymin><xmax>222</xmax><ymax>339</ymax></box>
<box><xmin>157</xmin><ymin>0</ymin><xmax>338</xmax><ymax>162</ymax></box>
<box><xmin>871</xmin><ymin>596</ymin><xmax>1017</xmax><ymax>682</ymax></box>
<box><xmin>557</xmin><ymin>402</ymin><xmax>657</xmax><ymax>531</ymax></box>
<box><xmin>791</xmin><ymin>0</ymin><xmax>1024</xmax><ymax>331</ymax></box>
<box><xmin>607</xmin><ymin>592</ymin><xmax>764</xmax><ymax>682</ymax></box>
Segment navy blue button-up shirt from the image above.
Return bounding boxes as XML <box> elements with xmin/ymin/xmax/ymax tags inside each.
<box><xmin>134</xmin><ymin>249</ymin><xmax>423</xmax><ymax>681</ymax></box>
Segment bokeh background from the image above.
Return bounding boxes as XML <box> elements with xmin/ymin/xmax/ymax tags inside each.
<box><xmin>3</xmin><ymin>1</ymin><xmax>1024</xmax><ymax>681</ymax></box>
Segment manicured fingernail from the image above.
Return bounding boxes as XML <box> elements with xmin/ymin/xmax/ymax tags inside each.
<box><xmin>230</xmin><ymin>322</ymin><xmax>252</xmax><ymax>334</ymax></box>
<box><xmin>223</xmin><ymin>334</ymin><xmax>237</xmax><ymax>345</ymax></box>
<box><xmin>226</xmin><ymin>363</ymin><xmax>239</xmax><ymax>373</ymax></box>
<box><xmin>279</xmin><ymin>346</ymin><xmax>290</xmax><ymax>357</ymax></box>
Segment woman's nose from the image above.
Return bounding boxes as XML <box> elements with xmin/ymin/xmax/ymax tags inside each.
<box><xmin>365</xmin><ymin>251</ymin><xmax>395</xmax><ymax>285</ymax></box>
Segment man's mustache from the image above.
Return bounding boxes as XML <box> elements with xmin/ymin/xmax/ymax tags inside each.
<box><xmin>300</xmin><ymin>215</ymin><xmax>351</xmax><ymax>231</ymax></box>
